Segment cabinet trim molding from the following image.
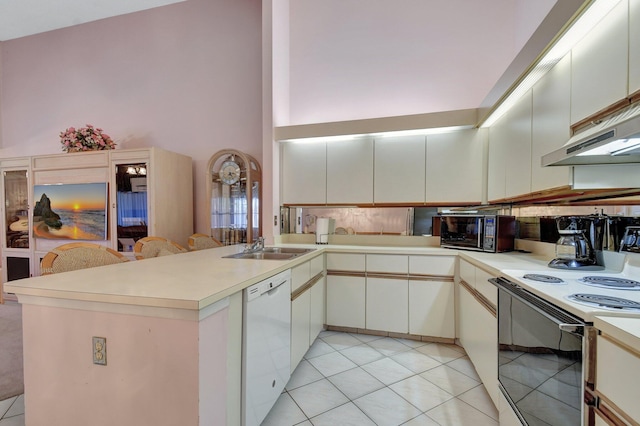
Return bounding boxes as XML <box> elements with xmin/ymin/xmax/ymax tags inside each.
<box><xmin>595</xmin><ymin>393</ymin><xmax>639</xmax><ymax>426</ymax></box>
<box><xmin>327</xmin><ymin>270</ymin><xmax>366</xmax><ymax>278</ymax></box>
<box><xmin>329</xmin><ymin>269</ymin><xmax>453</xmax><ymax>282</ymax></box>
<box><xmin>459</xmin><ymin>280</ymin><xmax>496</xmax><ymax>317</ymax></box>
<box><xmin>291</xmin><ymin>272</ymin><xmax>324</xmax><ymax>301</ymax></box>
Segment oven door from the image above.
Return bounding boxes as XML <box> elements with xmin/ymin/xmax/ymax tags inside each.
<box><xmin>440</xmin><ymin>216</ymin><xmax>484</xmax><ymax>251</ymax></box>
<box><xmin>493</xmin><ymin>277</ymin><xmax>587</xmax><ymax>426</ymax></box>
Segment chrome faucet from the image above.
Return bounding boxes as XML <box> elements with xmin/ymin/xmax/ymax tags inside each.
<box><xmin>244</xmin><ymin>236</ymin><xmax>265</xmax><ymax>253</ymax></box>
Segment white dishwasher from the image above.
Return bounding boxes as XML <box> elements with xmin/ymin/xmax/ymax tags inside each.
<box><xmin>242</xmin><ymin>269</ymin><xmax>291</xmax><ymax>426</ymax></box>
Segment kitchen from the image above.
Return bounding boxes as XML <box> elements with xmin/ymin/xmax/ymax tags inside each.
<box><xmin>2</xmin><ymin>0</ymin><xmax>640</xmax><ymax>425</ymax></box>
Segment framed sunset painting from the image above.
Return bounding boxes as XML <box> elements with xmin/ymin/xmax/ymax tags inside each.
<box><xmin>32</xmin><ymin>182</ymin><xmax>108</xmax><ymax>240</ymax></box>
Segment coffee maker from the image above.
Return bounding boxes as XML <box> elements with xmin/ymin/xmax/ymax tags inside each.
<box><xmin>548</xmin><ymin>216</ymin><xmax>603</xmax><ymax>270</ymax></box>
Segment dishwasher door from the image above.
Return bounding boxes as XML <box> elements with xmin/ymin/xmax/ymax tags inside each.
<box><xmin>242</xmin><ymin>269</ymin><xmax>292</xmax><ymax>426</ymax></box>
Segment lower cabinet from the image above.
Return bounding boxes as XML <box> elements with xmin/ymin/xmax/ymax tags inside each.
<box><xmin>291</xmin><ymin>290</ymin><xmax>312</xmax><ymax>370</ymax></box>
<box><xmin>326</xmin><ymin>253</ymin><xmax>455</xmax><ymax>341</ymax></box>
<box><xmin>326</xmin><ymin>275</ymin><xmax>366</xmax><ymax>329</ymax></box>
<box><xmin>366</xmin><ymin>277</ymin><xmax>408</xmax><ymax>333</ymax></box>
<box><xmin>594</xmin><ymin>333</ymin><xmax>640</xmax><ymax>424</ymax></box>
<box><xmin>457</xmin><ymin>281</ymin><xmax>498</xmax><ymax>406</ymax></box>
<box><xmin>290</xmin><ymin>256</ymin><xmax>326</xmax><ymax>372</ymax></box>
<box><xmin>409</xmin><ymin>279</ymin><xmax>454</xmax><ymax>338</ymax></box>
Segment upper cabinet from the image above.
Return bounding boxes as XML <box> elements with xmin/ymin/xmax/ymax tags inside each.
<box><xmin>531</xmin><ymin>54</ymin><xmax>572</xmax><ymax>192</ymax></box>
<box><xmin>630</xmin><ymin>0</ymin><xmax>640</xmax><ymax>95</ymax></box>
<box><xmin>488</xmin><ymin>91</ymin><xmax>532</xmax><ymax>202</ymax></box>
<box><xmin>280</xmin><ymin>130</ymin><xmax>484</xmax><ymax>206</ymax></box>
<box><xmin>425</xmin><ymin>129</ymin><xmax>485</xmax><ymax>204</ymax></box>
<box><xmin>327</xmin><ymin>138</ymin><xmax>374</xmax><ymax>204</ymax></box>
<box><xmin>571</xmin><ymin>0</ymin><xmax>629</xmax><ymax>123</ymax></box>
<box><xmin>374</xmin><ymin>136</ymin><xmax>425</xmax><ymax>204</ymax></box>
<box><xmin>281</xmin><ymin>142</ymin><xmax>327</xmax><ymax>205</ymax></box>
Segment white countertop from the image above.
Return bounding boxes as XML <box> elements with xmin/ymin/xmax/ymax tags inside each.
<box><xmin>594</xmin><ymin>316</ymin><xmax>640</xmax><ymax>349</ymax></box>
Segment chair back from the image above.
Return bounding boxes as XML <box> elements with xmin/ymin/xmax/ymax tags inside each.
<box><xmin>133</xmin><ymin>236</ymin><xmax>187</xmax><ymax>260</ymax></box>
<box><xmin>41</xmin><ymin>242</ymin><xmax>128</xmax><ymax>275</ymax></box>
<box><xmin>187</xmin><ymin>233</ymin><xmax>222</xmax><ymax>251</ymax></box>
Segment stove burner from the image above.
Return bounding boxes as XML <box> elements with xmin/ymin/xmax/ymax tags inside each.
<box><xmin>522</xmin><ymin>274</ymin><xmax>564</xmax><ymax>284</ymax></box>
<box><xmin>568</xmin><ymin>293</ymin><xmax>640</xmax><ymax>311</ymax></box>
<box><xmin>579</xmin><ymin>276</ymin><xmax>640</xmax><ymax>290</ymax></box>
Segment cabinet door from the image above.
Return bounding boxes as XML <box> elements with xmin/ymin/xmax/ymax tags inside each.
<box><xmin>281</xmin><ymin>142</ymin><xmax>327</xmax><ymax>204</ymax></box>
<box><xmin>531</xmin><ymin>55</ymin><xmax>572</xmax><ymax>192</ymax></box>
<box><xmin>326</xmin><ymin>275</ymin><xmax>365</xmax><ymax>329</ymax></box>
<box><xmin>327</xmin><ymin>139</ymin><xmax>373</xmax><ymax>204</ymax></box>
<box><xmin>504</xmin><ymin>91</ymin><xmax>532</xmax><ymax>198</ymax></box>
<box><xmin>326</xmin><ymin>253</ymin><xmax>365</xmax><ymax>271</ymax></box>
<box><xmin>366</xmin><ymin>277</ymin><xmax>408</xmax><ymax>333</ymax></box>
<box><xmin>631</xmin><ymin>0</ymin><xmax>640</xmax><ymax>94</ymax></box>
<box><xmin>409</xmin><ymin>255</ymin><xmax>455</xmax><ymax>277</ymax></box>
<box><xmin>291</xmin><ymin>290</ymin><xmax>311</xmax><ymax>372</ymax></box>
<box><xmin>425</xmin><ymin>129</ymin><xmax>485</xmax><ymax>204</ymax></box>
<box><xmin>291</xmin><ymin>261</ymin><xmax>311</xmax><ymax>292</ymax></box>
<box><xmin>488</xmin><ymin>90</ymin><xmax>533</xmax><ymax>201</ymax></box>
<box><xmin>366</xmin><ymin>254</ymin><xmax>408</xmax><ymax>274</ymax></box>
<box><xmin>458</xmin><ymin>284</ymin><xmax>498</xmax><ymax>405</ymax></box>
<box><xmin>571</xmin><ymin>0</ymin><xmax>628</xmax><ymax>123</ymax></box>
<box><xmin>309</xmin><ymin>277</ymin><xmax>326</xmax><ymax>345</ymax></box>
<box><xmin>409</xmin><ymin>280</ymin><xmax>454</xmax><ymax>338</ymax></box>
<box><xmin>487</xmin><ymin>122</ymin><xmax>507</xmax><ymax>202</ymax></box>
<box><xmin>374</xmin><ymin>136</ymin><xmax>425</xmax><ymax>203</ymax></box>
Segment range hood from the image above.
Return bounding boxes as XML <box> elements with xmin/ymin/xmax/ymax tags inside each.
<box><xmin>542</xmin><ymin>102</ymin><xmax>640</xmax><ymax>166</ymax></box>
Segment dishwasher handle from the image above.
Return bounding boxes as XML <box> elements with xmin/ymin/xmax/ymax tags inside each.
<box><xmin>266</xmin><ymin>279</ymin><xmax>288</xmax><ymax>296</ymax></box>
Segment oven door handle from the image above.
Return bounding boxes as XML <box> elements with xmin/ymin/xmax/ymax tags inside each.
<box><xmin>559</xmin><ymin>323</ymin><xmax>585</xmax><ymax>337</ymax></box>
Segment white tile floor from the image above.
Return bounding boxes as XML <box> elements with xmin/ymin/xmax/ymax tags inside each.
<box><xmin>0</xmin><ymin>331</ymin><xmax>498</xmax><ymax>426</ymax></box>
<box><xmin>0</xmin><ymin>394</ymin><xmax>24</xmax><ymax>426</ymax></box>
<box><xmin>263</xmin><ymin>330</ymin><xmax>498</xmax><ymax>425</ymax></box>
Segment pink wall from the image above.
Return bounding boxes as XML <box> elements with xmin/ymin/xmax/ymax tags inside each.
<box><xmin>21</xmin><ymin>303</ymin><xmax>232</xmax><ymax>425</ymax></box>
<box><xmin>0</xmin><ymin>0</ymin><xmax>262</xmax><ymax>233</ymax></box>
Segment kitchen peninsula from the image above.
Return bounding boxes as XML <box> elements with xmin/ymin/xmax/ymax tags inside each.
<box><xmin>6</xmin><ymin>242</ymin><xmax>640</xmax><ymax>426</ymax></box>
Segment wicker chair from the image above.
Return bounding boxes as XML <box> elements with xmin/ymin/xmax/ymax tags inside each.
<box><xmin>133</xmin><ymin>236</ymin><xmax>188</xmax><ymax>260</ymax></box>
<box><xmin>41</xmin><ymin>242</ymin><xmax>129</xmax><ymax>275</ymax></box>
<box><xmin>187</xmin><ymin>233</ymin><xmax>223</xmax><ymax>251</ymax></box>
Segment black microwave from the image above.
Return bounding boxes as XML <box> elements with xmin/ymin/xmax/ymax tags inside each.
<box><xmin>439</xmin><ymin>215</ymin><xmax>515</xmax><ymax>252</ymax></box>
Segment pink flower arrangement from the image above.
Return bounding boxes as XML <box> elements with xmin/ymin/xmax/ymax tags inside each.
<box><xmin>59</xmin><ymin>124</ymin><xmax>116</xmax><ymax>153</ymax></box>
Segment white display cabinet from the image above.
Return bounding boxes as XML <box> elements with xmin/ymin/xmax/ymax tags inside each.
<box><xmin>0</xmin><ymin>147</ymin><xmax>193</xmax><ymax>298</ymax></box>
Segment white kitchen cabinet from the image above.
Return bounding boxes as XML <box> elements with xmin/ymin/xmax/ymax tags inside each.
<box><xmin>631</xmin><ymin>0</ymin><xmax>640</xmax><ymax>95</ymax></box>
<box><xmin>326</xmin><ymin>275</ymin><xmax>366</xmax><ymax>329</ymax></box>
<box><xmin>571</xmin><ymin>0</ymin><xmax>628</xmax><ymax>124</ymax></box>
<box><xmin>457</xmin><ymin>259</ymin><xmax>498</xmax><ymax>406</ymax></box>
<box><xmin>409</xmin><ymin>279</ymin><xmax>454</xmax><ymax>338</ymax></box>
<box><xmin>409</xmin><ymin>255</ymin><xmax>455</xmax><ymax>276</ymax></box>
<box><xmin>531</xmin><ymin>54</ymin><xmax>573</xmax><ymax>191</ymax></box>
<box><xmin>309</xmin><ymin>275</ymin><xmax>325</xmax><ymax>345</ymax></box>
<box><xmin>327</xmin><ymin>138</ymin><xmax>374</xmax><ymax>204</ymax></box>
<box><xmin>374</xmin><ymin>136</ymin><xmax>426</xmax><ymax>204</ymax></box>
<box><xmin>366</xmin><ymin>277</ymin><xmax>408</xmax><ymax>333</ymax></box>
<box><xmin>281</xmin><ymin>142</ymin><xmax>327</xmax><ymax>205</ymax></box>
<box><xmin>425</xmin><ymin>129</ymin><xmax>485</xmax><ymax>204</ymax></box>
<box><xmin>365</xmin><ymin>254</ymin><xmax>409</xmax><ymax>333</ymax></box>
<box><xmin>487</xmin><ymin>120</ymin><xmax>507</xmax><ymax>202</ymax></box>
<box><xmin>458</xmin><ymin>283</ymin><xmax>498</xmax><ymax>405</ymax></box>
<box><xmin>290</xmin><ymin>254</ymin><xmax>326</xmax><ymax>372</ymax></box>
<box><xmin>488</xmin><ymin>90</ymin><xmax>532</xmax><ymax>201</ymax></box>
<box><xmin>326</xmin><ymin>252</ymin><xmax>366</xmax><ymax>271</ymax></box>
<box><xmin>291</xmin><ymin>289</ymin><xmax>311</xmax><ymax>370</ymax></box>
<box><xmin>595</xmin><ymin>334</ymin><xmax>640</xmax><ymax>422</ymax></box>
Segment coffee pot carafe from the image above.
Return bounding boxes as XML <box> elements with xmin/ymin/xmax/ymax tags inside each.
<box><xmin>548</xmin><ymin>216</ymin><xmax>602</xmax><ymax>270</ymax></box>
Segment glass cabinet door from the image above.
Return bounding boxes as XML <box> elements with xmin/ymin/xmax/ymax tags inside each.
<box><xmin>4</xmin><ymin>170</ymin><xmax>30</xmax><ymax>249</ymax></box>
<box><xmin>114</xmin><ymin>163</ymin><xmax>148</xmax><ymax>252</ymax></box>
<box><xmin>208</xmin><ymin>150</ymin><xmax>262</xmax><ymax>245</ymax></box>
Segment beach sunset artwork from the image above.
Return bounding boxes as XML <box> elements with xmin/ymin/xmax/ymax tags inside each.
<box><xmin>33</xmin><ymin>182</ymin><xmax>108</xmax><ymax>240</ymax></box>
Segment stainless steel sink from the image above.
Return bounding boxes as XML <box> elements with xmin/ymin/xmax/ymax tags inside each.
<box><xmin>223</xmin><ymin>247</ymin><xmax>315</xmax><ymax>260</ymax></box>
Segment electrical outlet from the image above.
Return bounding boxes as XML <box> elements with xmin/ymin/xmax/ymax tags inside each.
<box><xmin>93</xmin><ymin>336</ymin><xmax>107</xmax><ymax>365</ymax></box>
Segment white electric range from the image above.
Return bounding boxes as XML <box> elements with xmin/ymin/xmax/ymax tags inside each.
<box><xmin>501</xmin><ymin>261</ymin><xmax>640</xmax><ymax>322</ymax></box>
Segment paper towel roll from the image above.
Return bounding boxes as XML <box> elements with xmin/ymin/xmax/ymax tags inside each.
<box><xmin>316</xmin><ymin>218</ymin><xmax>335</xmax><ymax>244</ymax></box>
